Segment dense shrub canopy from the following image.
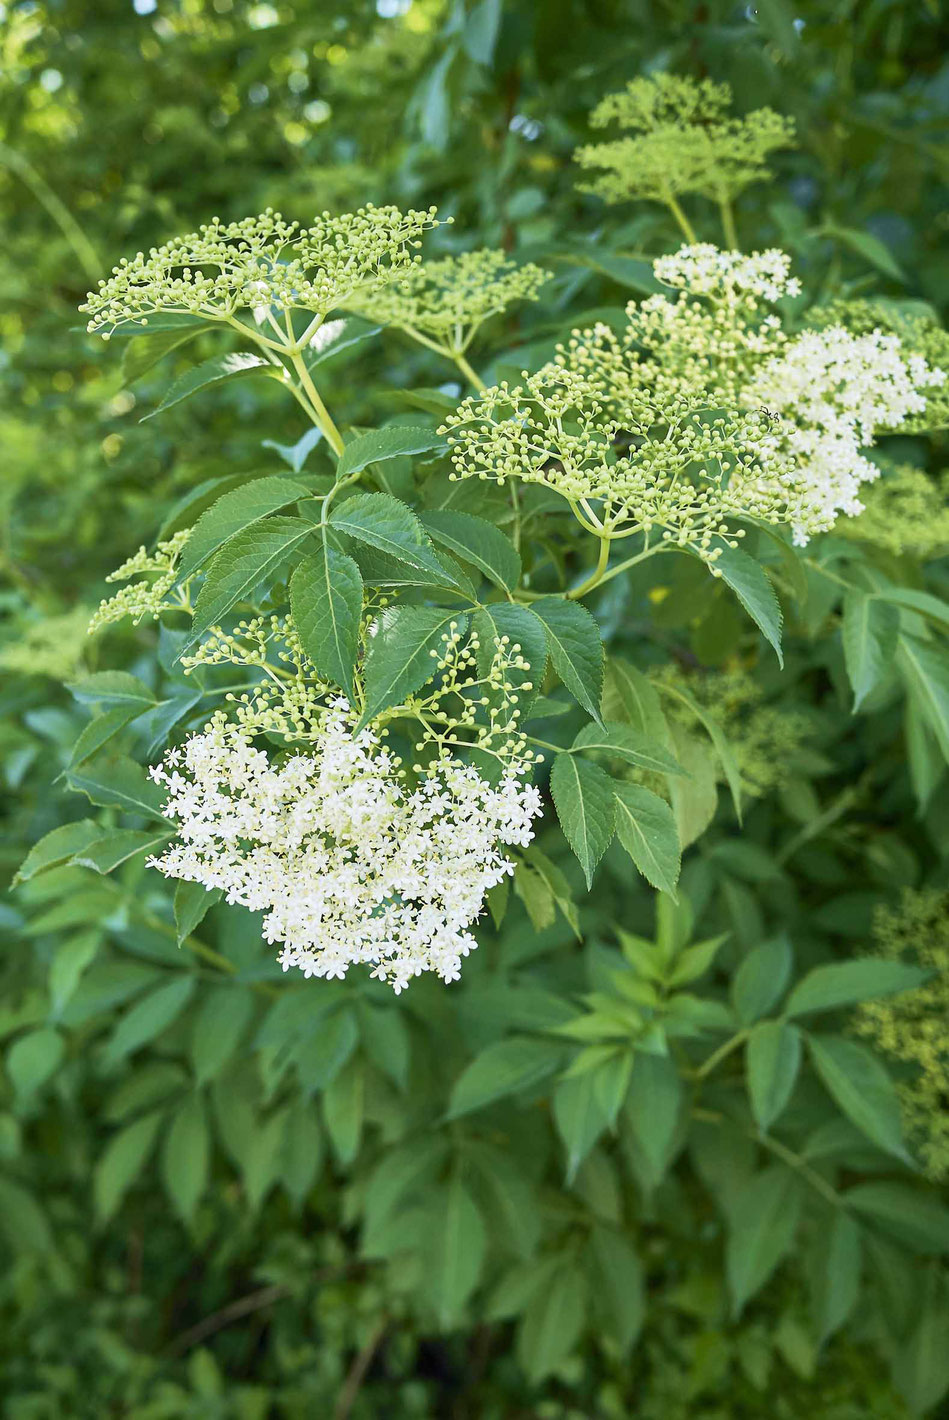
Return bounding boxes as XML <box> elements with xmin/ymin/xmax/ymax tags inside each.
<box><xmin>2</xmin><ymin>2</ymin><xmax>949</xmax><ymax>1417</ymax></box>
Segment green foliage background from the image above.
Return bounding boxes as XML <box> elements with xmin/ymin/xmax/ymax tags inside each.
<box><xmin>2</xmin><ymin>1</ymin><xmax>949</xmax><ymax>1415</ymax></box>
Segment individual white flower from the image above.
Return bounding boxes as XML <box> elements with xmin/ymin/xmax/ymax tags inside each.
<box><xmin>147</xmin><ymin>709</ymin><xmax>542</xmax><ymax>991</ymax></box>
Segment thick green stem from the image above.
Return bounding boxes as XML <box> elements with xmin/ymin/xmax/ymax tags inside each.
<box><xmin>567</xmin><ymin>534</ymin><xmax>612</xmax><ymax>600</ymax></box>
<box><xmin>719</xmin><ymin>198</ymin><xmax>739</xmax><ymax>251</ymax></box>
<box><xmin>288</xmin><ymin>350</ymin><xmax>345</xmax><ymax>456</ymax></box>
<box><xmin>566</xmin><ymin>541</ymin><xmax>664</xmax><ymax>600</ymax></box>
<box><xmin>453</xmin><ymin>351</ymin><xmax>486</xmax><ymax>394</ymax></box>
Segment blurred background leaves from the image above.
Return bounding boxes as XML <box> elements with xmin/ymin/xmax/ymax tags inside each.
<box><xmin>2</xmin><ymin>0</ymin><xmax>948</xmax><ymax>1416</ymax></box>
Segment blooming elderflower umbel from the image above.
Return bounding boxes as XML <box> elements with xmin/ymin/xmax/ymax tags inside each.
<box><xmin>147</xmin><ymin>623</ymin><xmax>543</xmax><ymax>991</ymax></box>
<box><xmin>80</xmin><ymin>204</ymin><xmax>441</xmax><ymax>337</ymax></box>
<box><xmin>575</xmin><ymin>74</ymin><xmax>794</xmax><ymax>217</ymax></box>
<box><xmin>349</xmin><ymin>248</ymin><xmax>551</xmax><ymax>356</ymax></box>
<box><xmin>441</xmin><ymin>359</ymin><xmax>789</xmax><ymax>567</ymax></box>
<box><xmin>642</xmin><ymin>246</ymin><xmax>944</xmax><ymax>540</ymax></box>
<box><xmin>442</xmin><ymin>243</ymin><xmax>945</xmax><ymax>560</ymax></box>
<box><xmin>807</xmin><ymin>296</ymin><xmax>949</xmax><ymax>434</ymax></box>
<box><xmin>745</xmin><ymin>326</ymin><xmax>944</xmax><ymax>539</ymax></box>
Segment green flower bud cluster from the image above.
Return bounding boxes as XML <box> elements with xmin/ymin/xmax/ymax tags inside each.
<box><xmin>837</xmin><ymin>462</ymin><xmax>949</xmax><ymax>559</ymax></box>
<box><xmin>853</xmin><ymin>889</ymin><xmax>949</xmax><ymax>1181</ymax></box>
<box><xmin>405</xmin><ymin>627</ymin><xmax>537</xmax><ymax>771</ymax></box>
<box><xmin>181</xmin><ymin>612</ymin><xmax>532</xmax><ymax>768</ymax></box>
<box><xmin>575</xmin><ymin>73</ymin><xmax>794</xmax><ymax>210</ymax></box>
<box><xmin>350</xmin><ymin>247</ymin><xmax>550</xmax><ymax>353</ymax></box>
<box><xmin>654</xmin><ymin>665</ymin><xmax>811</xmax><ymax>795</ymax></box>
<box><xmin>81</xmin><ymin>205</ymin><xmax>442</xmax><ymax>337</ymax></box>
<box><xmin>440</xmin><ymin>336</ymin><xmax>794</xmax><ymax>568</ymax></box>
<box><xmin>87</xmin><ymin>530</ymin><xmax>192</xmax><ymax>634</ymax></box>
<box><xmin>195</xmin><ymin>616</ymin><xmax>336</xmax><ymax>745</ymax></box>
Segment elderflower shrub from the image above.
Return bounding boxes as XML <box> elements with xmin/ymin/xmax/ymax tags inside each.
<box><xmin>853</xmin><ymin>890</ymin><xmax>949</xmax><ymax>1182</ymax></box>
<box><xmin>10</xmin><ymin>23</ymin><xmax>949</xmax><ymax>1418</ymax></box>
<box><xmin>575</xmin><ymin>74</ymin><xmax>794</xmax><ymax>219</ymax></box>
<box><xmin>837</xmin><ymin>462</ymin><xmax>949</xmax><ymax>557</ymax></box>
<box><xmin>80</xmin><ymin>204</ymin><xmax>441</xmax><ymax>337</ymax></box>
<box><xmin>349</xmin><ymin>248</ymin><xmax>551</xmax><ymax>355</ymax></box>
<box><xmin>148</xmin><ymin>624</ymin><xmax>542</xmax><ymax>991</ymax></box>
<box><xmin>87</xmin><ymin>530</ymin><xmax>192</xmax><ymax>634</ymax></box>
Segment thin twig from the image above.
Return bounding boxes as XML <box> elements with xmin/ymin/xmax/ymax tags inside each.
<box><xmin>332</xmin><ymin>1317</ymin><xmax>390</xmax><ymax>1420</ymax></box>
<box><xmin>167</xmin><ymin>1261</ymin><xmax>362</xmax><ymax>1356</ymax></box>
<box><xmin>166</xmin><ymin>1283</ymin><xmax>291</xmax><ymax>1355</ymax></box>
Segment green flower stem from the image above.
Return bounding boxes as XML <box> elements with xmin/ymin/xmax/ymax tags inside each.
<box><xmin>692</xmin><ymin>1108</ymin><xmax>845</xmax><ymax>1210</ymax></box>
<box><xmin>694</xmin><ymin>1028</ymin><xmax>750</xmax><ymax>1079</ymax></box>
<box><xmin>719</xmin><ymin>198</ymin><xmax>740</xmax><ymax>251</ymax></box>
<box><xmin>566</xmin><ymin>533</ymin><xmax>612</xmax><ymax>600</ymax></box>
<box><xmin>452</xmin><ymin>350</ymin><xmax>487</xmax><ymax>395</ymax></box>
<box><xmin>284</xmin><ymin>378</ymin><xmax>334</xmax><ymax>434</ymax></box>
<box><xmin>566</xmin><ymin>540</ymin><xmax>664</xmax><ymax>600</ymax></box>
<box><xmin>509</xmin><ymin>479</ymin><xmax>522</xmax><ymax>554</ymax></box>
<box><xmin>402</xmin><ymin>324</ymin><xmax>454</xmax><ymax>358</ymax></box>
<box><xmin>568</xmin><ymin>502</ymin><xmax>605</xmax><ymax>537</ymax></box>
<box><xmin>402</xmin><ymin>324</ymin><xmax>487</xmax><ymax>397</ymax></box>
<box><xmin>288</xmin><ymin>349</ymin><xmax>345</xmax><ymax>456</ymax></box>
<box><xmin>665</xmin><ymin>194</ymin><xmax>698</xmax><ymax>244</ymax></box>
<box><xmin>759</xmin><ymin>1132</ymin><xmax>845</xmax><ymax>1209</ymax></box>
<box><xmin>296</xmin><ymin>312</ymin><xmax>326</xmax><ymax>349</ymax></box>
<box><xmin>224</xmin><ymin>315</ymin><xmax>291</xmax><ymax>355</ymax></box>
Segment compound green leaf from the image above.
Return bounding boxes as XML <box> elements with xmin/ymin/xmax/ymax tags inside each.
<box><xmin>187</xmin><ymin>516</ymin><xmax>315</xmax><ymax>649</ymax></box>
<box><xmin>176</xmin><ymin>474</ymin><xmax>310</xmax><ymax>581</ymax></box>
<box><xmin>357</xmin><ymin>606</ymin><xmax>463</xmax><ymax>730</ymax></box>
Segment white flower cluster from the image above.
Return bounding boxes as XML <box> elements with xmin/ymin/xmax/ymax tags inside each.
<box><xmin>147</xmin><ymin>707</ymin><xmax>542</xmax><ymax>992</ymax></box>
<box><xmin>653</xmin><ymin>244</ymin><xmax>802</xmax><ymax>303</ymax></box>
<box><xmin>747</xmin><ymin>326</ymin><xmax>945</xmax><ymax>542</ymax></box>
